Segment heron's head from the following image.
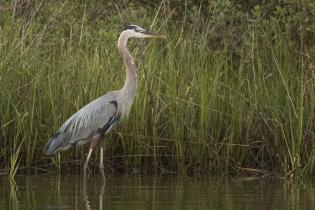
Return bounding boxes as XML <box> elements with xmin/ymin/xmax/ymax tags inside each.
<box><xmin>122</xmin><ymin>24</ymin><xmax>165</xmax><ymax>38</ymax></box>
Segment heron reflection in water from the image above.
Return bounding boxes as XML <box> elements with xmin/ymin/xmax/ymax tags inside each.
<box><xmin>83</xmin><ymin>178</ymin><xmax>106</xmax><ymax>210</ymax></box>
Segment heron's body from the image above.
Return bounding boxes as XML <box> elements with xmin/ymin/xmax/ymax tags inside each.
<box><xmin>44</xmin><ymin>91</ymin><xmax>119</xmax><ymax>154</ymax></box>
<box><xmin>43</xmin><ymin>25</ymin><xmax>163</xmax><ymax>178</ymax></box>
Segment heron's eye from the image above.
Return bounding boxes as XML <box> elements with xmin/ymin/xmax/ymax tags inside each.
<box><xmin>134</xmin><ymin>28</ymin><xmax>140</xmax><ymax>32</ymax></box>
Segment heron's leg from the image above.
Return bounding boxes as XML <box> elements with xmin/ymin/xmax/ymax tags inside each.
<box><xmin>84</xmin><ymin>148</ymin><xmax>93</xmax><ymax>179</ymax></box>
<box><xmin>84</xmin><ymin>134</ymin><xmax>101</xmax><ymax>178</ymax></box>
<box><xmin>99</xmin><ymin>140</ymin><xmax>106</xmax><ymax>181</ymax></box>
<box><xmin>100</xmin><ymin>146</ymin><xmax>104</xmax><ymax>169</ymax></box>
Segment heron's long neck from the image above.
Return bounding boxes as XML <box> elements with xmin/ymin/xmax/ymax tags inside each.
<box><xmin>117</xmin><ymin>32</ymin><xmax>137</xmax><ymax>109</ymax></box>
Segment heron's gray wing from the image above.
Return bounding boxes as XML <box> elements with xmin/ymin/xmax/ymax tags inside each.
<box><xmin>44</xmin><ymin>92</ymin><xmax>120</xmax><ymax>155</ymax></box>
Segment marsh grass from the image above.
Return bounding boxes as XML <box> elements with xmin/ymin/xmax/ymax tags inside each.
<box><xmin>0</xmin><ymin>1</ymin><xmax>314</xmax><ymax>179</ymax></box>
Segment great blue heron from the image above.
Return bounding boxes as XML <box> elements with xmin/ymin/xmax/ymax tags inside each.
<box><xmin>44</xmin><ymin>25</ymin><xmax>164</xmax><ymax>178</ymax></box>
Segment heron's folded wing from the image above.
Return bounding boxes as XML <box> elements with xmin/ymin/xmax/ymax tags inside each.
<box><xmin>59</xmin><ymin>95</ymin><xmax>119</xmax><ymax>145</ymax></box>
<box><xmin>44</xmin><ymin>93</ymin><xmax>119</xmax><ymax>155</ymax></box>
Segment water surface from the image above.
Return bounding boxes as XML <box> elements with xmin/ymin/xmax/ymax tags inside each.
<box><xmin>0</xmin><ymin>175</ymin><xmax>314</xmax><ymax>210</ymax></box>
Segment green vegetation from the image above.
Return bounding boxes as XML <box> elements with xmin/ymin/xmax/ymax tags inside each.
<box><xmin>0</xmin><ymin>0</ymin><xmax>314</xmax><ymax>179</ymax></box>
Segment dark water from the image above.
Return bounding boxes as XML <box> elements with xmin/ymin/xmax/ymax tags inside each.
<box><xmin>0</xmin><ymin>175</ymin><xmax>314</xmax><ymax>210</ymax></box>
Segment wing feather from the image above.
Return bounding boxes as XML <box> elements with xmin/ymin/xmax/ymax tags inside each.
<box><xmin>44</xmin><ymin>92</ymin><xmax>119</xmax><ymax>155</ymax></box>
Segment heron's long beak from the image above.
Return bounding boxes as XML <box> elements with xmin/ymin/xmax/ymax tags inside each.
<box><xmin>142</xmin><ymin>30</ymin><xmax>166</xmax><ymax>38</ymax></box>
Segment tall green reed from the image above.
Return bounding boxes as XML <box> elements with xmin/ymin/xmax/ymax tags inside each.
<box><xmin>0</xmin><ymin>1</ymin><xmax>314</xmax><ymax>178</ymax></box>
